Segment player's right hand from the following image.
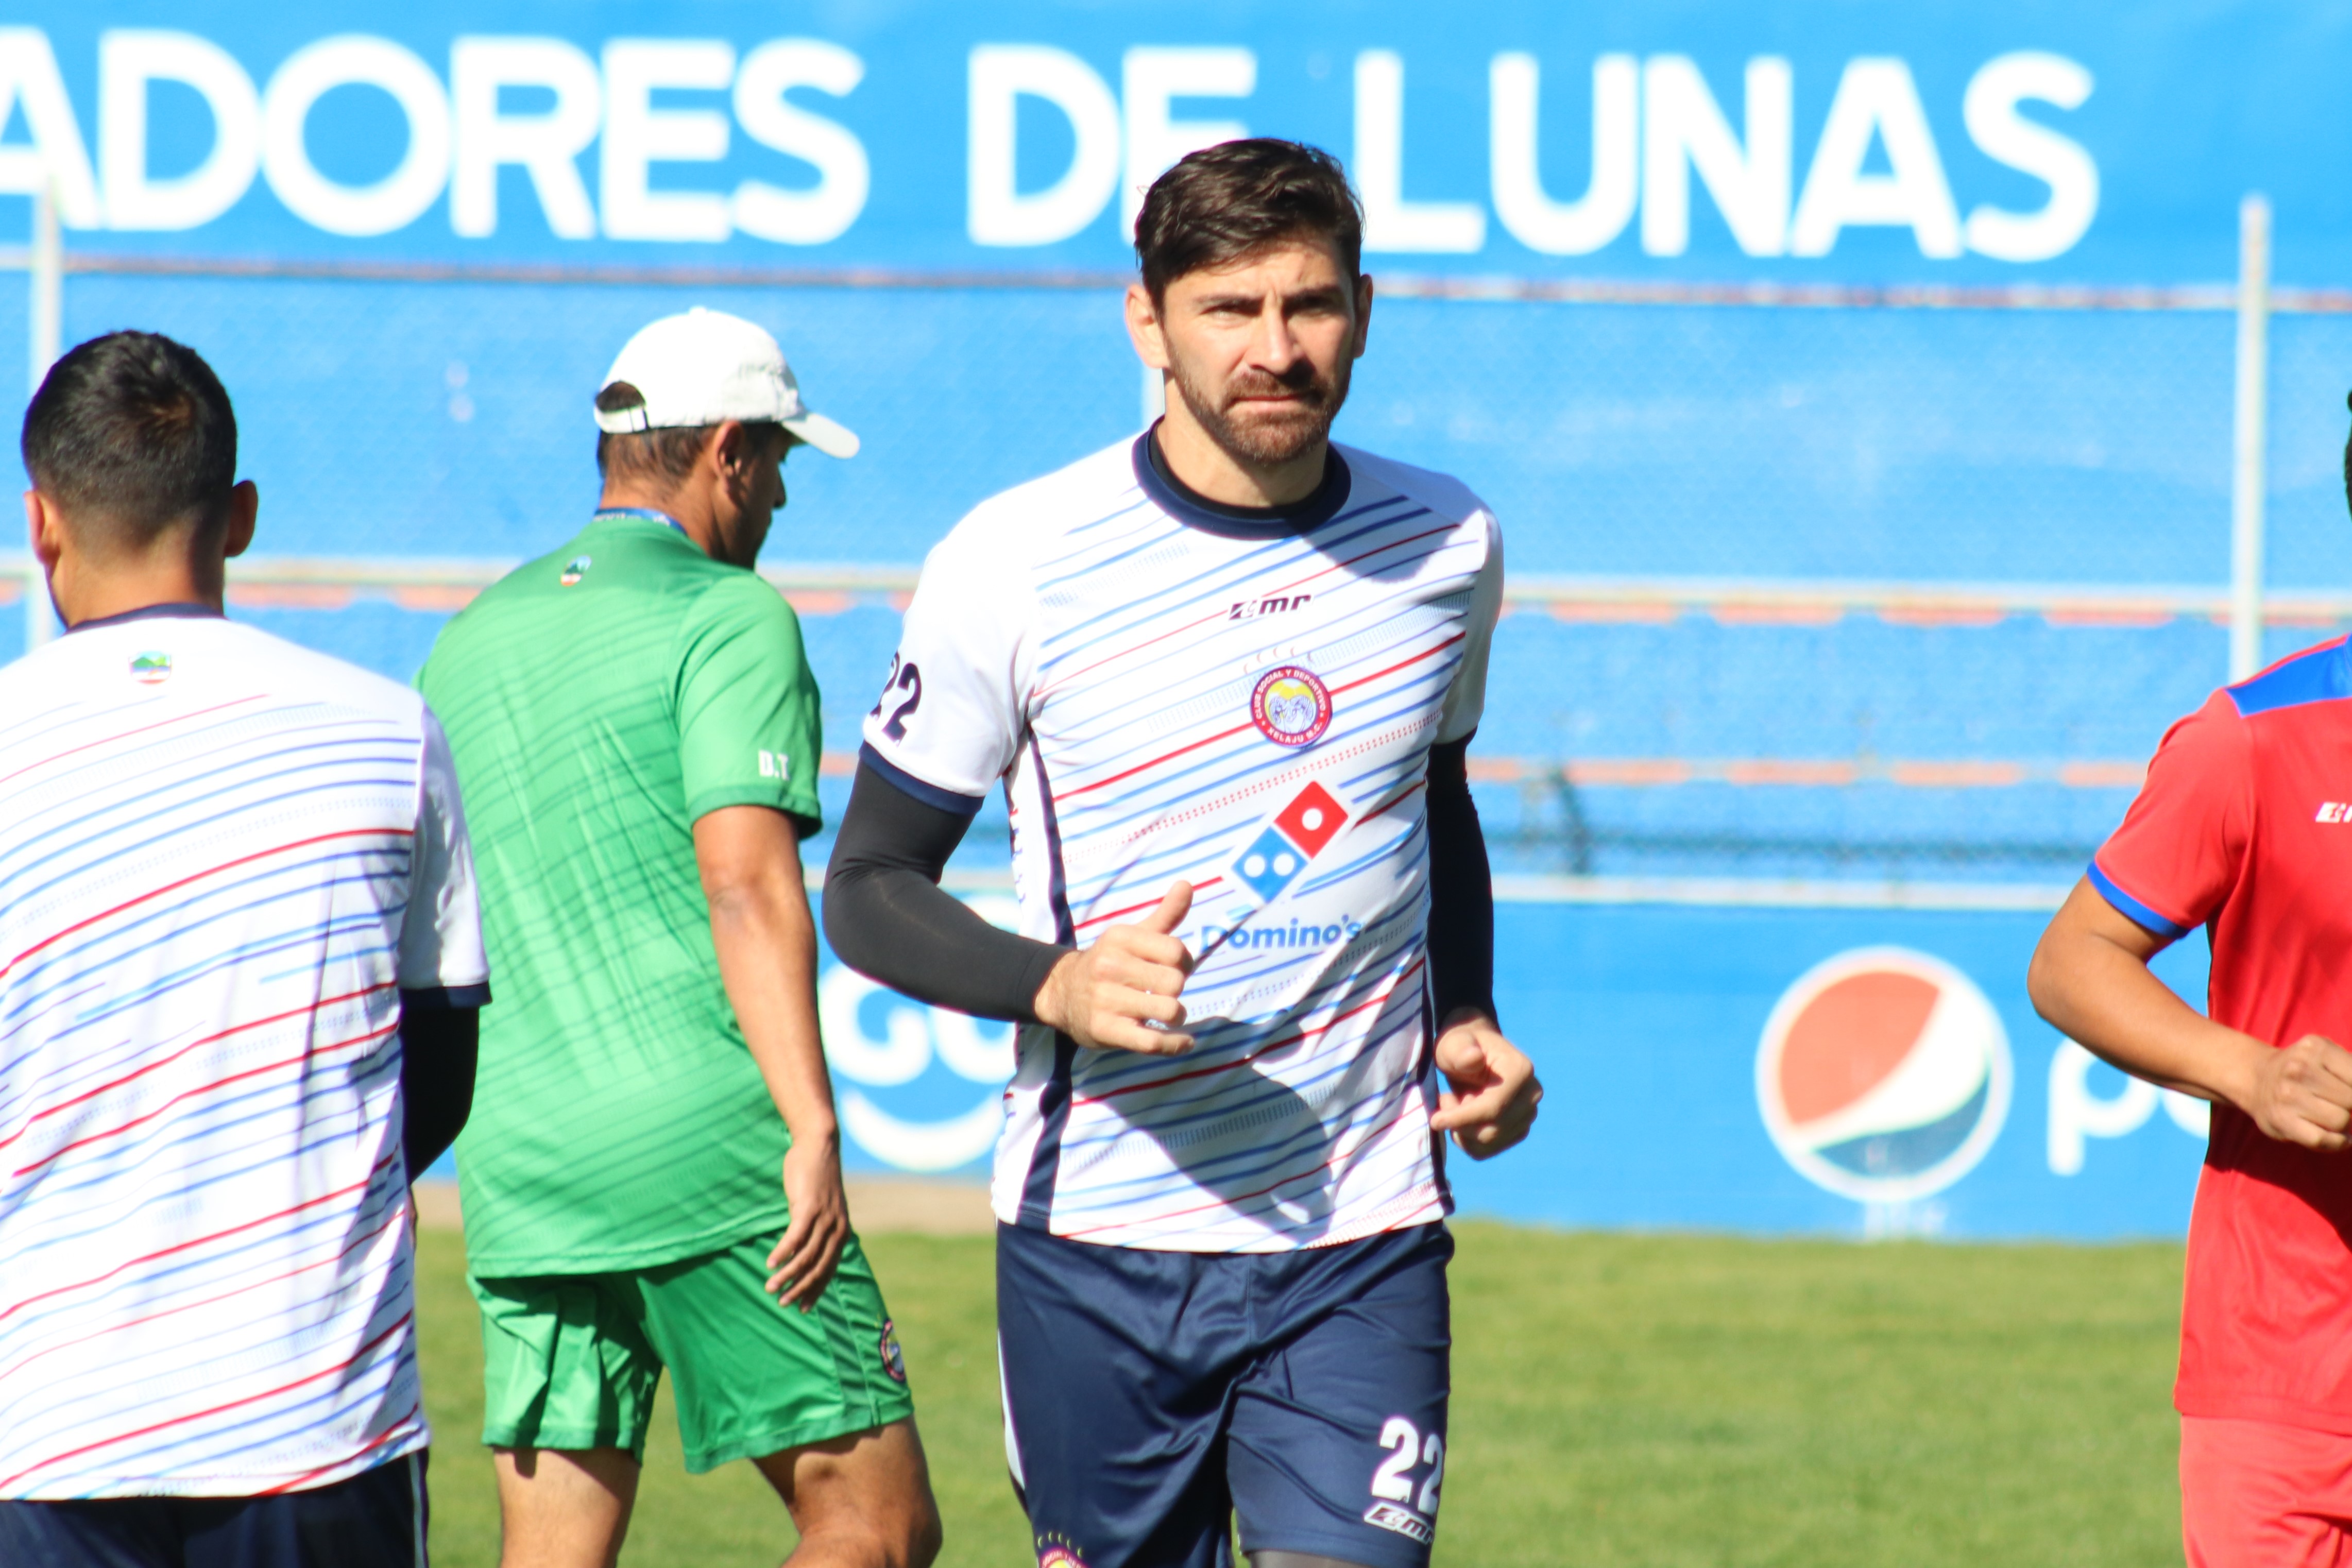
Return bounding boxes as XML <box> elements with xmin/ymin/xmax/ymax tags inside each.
<box><xmin>1034</xmin><ymin>880</ymin><xmax>1197</xmax><ymax>1054</ymax></box>
<box><xmin>2244</xmin><ymin>1033</ymin><xmax>2352</xmax><ymax>1150</ymax></box>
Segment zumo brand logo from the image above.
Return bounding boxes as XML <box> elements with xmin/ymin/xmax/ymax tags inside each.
<box><xmin>1362</xmin><ymin>1502</ymin><xmax>1434</xmax><ymax>1544</ymax></box>
<box><xmin>1250</xmin><ymin>665</ymin><xmax>1332</xmax><ymax>748</ymax></box>
<box><xmin>1229</xmin><ymin>592</ymin><xmax>1311</xmax><ymax>620</ymax></box>
<box><xmin>1756</xmin><ymin>946</ymin><xmax>2012</xmax><ymax>1204</ymax></box>
<box><xmin>129</xmin><ymin>651</ymin><xmax>172</xmax><ymax>684</ymax></box>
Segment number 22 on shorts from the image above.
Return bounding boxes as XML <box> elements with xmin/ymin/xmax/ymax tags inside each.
<box><xmin>1363</xmin><ymin>1414</ymin><xmax>1444</xmax><ymax>1544</ymax></box>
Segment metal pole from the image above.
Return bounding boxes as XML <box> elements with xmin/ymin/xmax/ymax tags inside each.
<box><xmin>22</xmin><ymin>180</ymin><xmax>61</xmax><ymax>656</ymax></box>
<box><xmin>2229</xmin><ymin>193</ymin><xmax>2271</xmax><ymax>682</ymax></box>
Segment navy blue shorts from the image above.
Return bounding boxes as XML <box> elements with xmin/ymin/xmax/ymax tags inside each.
<box><xmin>0</xmin><ymin>1452</ymin><xmax>427</xmax><ymax>1568</ymax></box>
<box><xmin>998</xmin><ymin>1222</ymin><xmax>1451</xmax><ymax>1568</ymax></box>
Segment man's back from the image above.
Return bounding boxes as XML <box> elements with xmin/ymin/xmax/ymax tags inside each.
<box><xmin>419</xmin><ymin>510</ymin><xmax>824</xmax><ymax>1274</ymax></box>
<box><xmin>0</xmin><ymin>612</ymin><xmax>481</xmax><ymax>1498</ymax></box>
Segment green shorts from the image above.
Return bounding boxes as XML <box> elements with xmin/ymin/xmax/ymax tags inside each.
<box><xmin>469</xmin><ymin>1230</ymin><xmax>914</xmax><ymax>1473</ymax></box>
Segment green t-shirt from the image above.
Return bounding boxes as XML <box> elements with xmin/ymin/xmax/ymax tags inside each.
<box><xmin>418</xmin><ymin>511</ymin><xmax>823</xmax><ymax>1275</ymax></box>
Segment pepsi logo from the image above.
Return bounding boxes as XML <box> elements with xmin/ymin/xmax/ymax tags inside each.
<box><xmin>1755</xmin><ymin>947</ymin><xmax>2012</xmax><ymax>1203</ymax></box>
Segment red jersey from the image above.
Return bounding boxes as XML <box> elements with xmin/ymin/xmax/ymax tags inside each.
<box><xmin>2092</xmin><ymin>636</ymin><xmax>2352</xmax><ymax>1434</ymax></box>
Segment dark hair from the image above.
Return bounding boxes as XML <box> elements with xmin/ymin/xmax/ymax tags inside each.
<box><xmin>593</xmin><ymin>381</ymin><xmax>786</xmax><ymax>486</ymax></box>
<box><xmin>1134</xmin><ymin>140</ymin><xmax>1364</xmax><ymax>302</ymax></box>
<box><xmin>21</xmin><ymin>331</ymin><xmax>237</xmax><ymax>550</ymax></box>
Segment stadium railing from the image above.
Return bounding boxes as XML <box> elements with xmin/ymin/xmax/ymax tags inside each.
<box><xmin>6</xmin><ymin>190</ymin><xmax>2345</xmax><ymax>907</ymax></box>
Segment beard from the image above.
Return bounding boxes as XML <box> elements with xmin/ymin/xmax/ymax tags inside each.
<box><xmin>1168</xmin><ymin>349</ymin><xmax>1353</xmax><ymax>468</ymax></box>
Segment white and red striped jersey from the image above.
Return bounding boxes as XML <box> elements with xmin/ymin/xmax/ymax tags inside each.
<box><xmin>0</xmin><ymin>608</ymin><xmax>487</xmax><ymax>1500</ymax></box>
<box><xmin>862</xmin><ymin>436</ymin><xmax>1501</xmax><ymax>1252</ymax></box>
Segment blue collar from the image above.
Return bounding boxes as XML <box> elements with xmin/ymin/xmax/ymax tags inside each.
<box><xmin>1131</xmin><ymin>428</ymin><xmax>1352</xmax><ymax>537</ymax></box>
<box><xmin>592</xmin><ymin>506</ymin><xmax>688</xmax><ymax>535</ymax></box>
<box><xmin>66</xmin><ymin>602</ymin><xmax>223</xmax><ymax>634</ymax></box>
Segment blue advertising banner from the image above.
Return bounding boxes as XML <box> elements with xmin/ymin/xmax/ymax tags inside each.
<box><xmin>3</xmin><ymin>1</ymin><xmax>2348</xmax><ymax>283</ymax></box>
<box><xmin>815</xmin><ymin>894</ymin><xmax>2216</xmax><ymax>1241</ymax></box>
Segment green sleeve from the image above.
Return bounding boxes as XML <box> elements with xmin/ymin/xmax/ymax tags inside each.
<box><xmin>673</xmin><ymin>572</ymin><xmax>825</xmax><ymax>834</ymax></box>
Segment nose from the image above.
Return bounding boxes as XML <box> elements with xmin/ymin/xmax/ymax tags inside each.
<box><xmin>1250</xmin><ymin>293</ymin><xmax>1303</xmax><ymax>373</ymax></box>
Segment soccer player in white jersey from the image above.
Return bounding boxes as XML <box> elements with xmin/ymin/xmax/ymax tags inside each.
<box><xmin>0</xmin><ymin>333</ymin><xmax>487</xmax><ymax>1566</ymax></box>
<box><xmin>825</xmin><ymin>141</ymin><xmax>1541</xmax><ymax>1568</ymax></box>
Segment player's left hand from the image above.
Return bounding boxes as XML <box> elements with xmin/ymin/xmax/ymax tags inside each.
<box><xmin>766</xmin><ymin>1132</ymin><xmax>850</xmax><ymax>1311</ymax></box>
<box><xmin>1431</xmin><ymin>1011</ymin><xmax>1542</xmax><ymax>1160</ymax></box>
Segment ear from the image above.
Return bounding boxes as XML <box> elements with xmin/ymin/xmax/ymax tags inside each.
<box><xmin>25</xmin><ymin>489</ymin><xmax>64</xmax><ymax>569</ymax></box>
<box><xmin>1352</xmin><ymin>273</ymin><xmax>1374</xmax><ymax>361</ymax></box>
<box><xmin>709</xmin><ymin>419</ymin><xmax>749</xmax><ymax>475</ymax></box>
<box><xmin>223</xmin><ymin>480</ymin><xmax>258</xmax><ymax>560</ymax></box>
<box><xmin>1125</xmin><ymin>283</ymin><xmax>1170</xmax><ymax>371</ymax></box>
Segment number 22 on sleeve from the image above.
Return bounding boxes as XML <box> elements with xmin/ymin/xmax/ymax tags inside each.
<box><xmin>870</xmin><ymin>656</ymin><xmax>922</xmax><ymax>740</ymax></box>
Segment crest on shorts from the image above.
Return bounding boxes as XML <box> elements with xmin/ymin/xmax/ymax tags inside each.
<box><xmin>1249</xmin><ymin>666</ymin><xmax>1331</xmax><ymax>748</ymax></box>
<box><xmin>129</xmin><ymin>651</ymin><xmax>173</xmax><ymax>685</ymax></box>
<box><xmin>560</xmin><ymin>554</ymin><xmax>592</xmax><ymax>586</ymax></box>
<box><xmin>1036</xmin><ymin>1535</ymin><xmax>1088</xmax><ymax>1568</ymax></box>
<box><xmin>878</xmin><ymin>1318</ymin><xmax>907</xmax><ymax>1384</ymax></box>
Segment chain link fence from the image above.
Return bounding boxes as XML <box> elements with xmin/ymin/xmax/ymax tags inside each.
<box><xmin>5</xmin><ymin>240</ymin><xmax>2346</xmax><ymax>889</ymax></box>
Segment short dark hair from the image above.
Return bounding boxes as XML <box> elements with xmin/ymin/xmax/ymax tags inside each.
<box><xmin>21</xmin><ymin>331</ymin><xmax>237</xmax><ymax>550</ymax></box>
<box><xmin>1134</xmin><ymin>139</ymin><xmax>1364</xmax><ymax>302</ymax></box>
<box><xmin>592</xmin><ymin>381</ymin><xmax>786</xmax><ymax>487</ymax></box>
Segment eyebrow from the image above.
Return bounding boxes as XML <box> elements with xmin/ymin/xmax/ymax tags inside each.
<box><xmin>1191</xmin><ymin>284</ymin><xmax>1352</xmax><ymax>311</ymax></box>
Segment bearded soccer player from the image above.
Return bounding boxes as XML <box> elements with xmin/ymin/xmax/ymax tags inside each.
<box><xmin>824</xmin><ymin>141</ymin><xmax>1541</xmax><ymax>1568</ymax></box>
<box><xmin>0</xmin><ymin>332</ymin><xmax>486</xmax><ymax>1564</ymax></box>
<box><xmin>2029</xmin><ymin>396</ymin><xmax>2352</xmax><ymax>1568</ymax></box>
<box><xmin>419</xmin><ymin>310</ymin><xmax>938</xmax><ymax>1568</ymax></box>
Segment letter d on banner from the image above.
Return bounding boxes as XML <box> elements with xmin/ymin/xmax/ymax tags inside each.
<box><xmin>968</xmin><ymin>45</ymin><xmax>1119</xmax><ymax>246</ymax></box>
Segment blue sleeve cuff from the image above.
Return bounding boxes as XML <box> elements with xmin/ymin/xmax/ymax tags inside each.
<box><xmin>401</xmin><ymin>983</ymin><xmax>491</xmax><ymax>1011</ymax></box>
<box><xmin>858</xmin><ymin>742</ymin><xmax>985</xmax><ymax>817</ymax></box>
<box><xmin>2085</xmin><ymin>862</ymin><xmax>2190</xmax><ymax>941</ymax></box>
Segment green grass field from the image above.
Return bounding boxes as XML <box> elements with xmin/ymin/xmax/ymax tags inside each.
<box><xmin>414</xmin><ymin>1223</ymin><xmax>2187</xmax><ymax>1567</ymax></box>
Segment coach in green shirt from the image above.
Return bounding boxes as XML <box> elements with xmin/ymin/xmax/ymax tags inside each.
<box><xmin>419</xmin><ymin>309</ymin><xmax>938</xmax><ymax>1568</ymax></box>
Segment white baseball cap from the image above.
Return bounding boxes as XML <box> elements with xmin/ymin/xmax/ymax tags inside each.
<box><xmin>592</xmin><ymin>306</ymin><xmax>859</xmax><ymax>458</ymax></box>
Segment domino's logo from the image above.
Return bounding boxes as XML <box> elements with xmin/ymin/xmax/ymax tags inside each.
<box><xmin>1228</xmin><ymin>780</ymin><xmax>1350</xmax><ymax>905</ymax></box>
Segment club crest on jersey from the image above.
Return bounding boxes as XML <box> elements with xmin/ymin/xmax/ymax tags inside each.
<box><xmin>1250</xmin><ymin>665</ymin><xmax>1331</xmax><ymax>747</ymax></box>
<box><xmin>1228</xmin><ymin>779</ymin><xmax>1351</xmax><ymax>905</ymax></box>
<box><xmin>1036</xmin><ymin>1534</ymin><xmax>1088</xmax><ymax>1568</ymax></box>
<box><xmin>129</xmin><ymin>651</ymin><xmax>172</xmax><ymax>685</ymax></box>
<box><xmin>878</xmin><ymin>1319</ymin><xmax>907</xmax><ymax>1384</ymax></box>
<box><xmin>560</xmin><ymin>554</ymin><xmax>592</xmax><ymax>586</ymax></box>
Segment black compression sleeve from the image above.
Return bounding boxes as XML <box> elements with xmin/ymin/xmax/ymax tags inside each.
<box><xmin>398</xmin><ymin>1000</ymin><xmax>480</xmax><ymax>1181</ymax></box>
<box><xmin>1425</xmin><ymin>736</ymin><xmax>1497</xmax><ymax>1026</ymax></box>
<box><xmin>823</xmin><ymin>762</ymin><xmax>1072</xmax><ymax>1022</ymax></box>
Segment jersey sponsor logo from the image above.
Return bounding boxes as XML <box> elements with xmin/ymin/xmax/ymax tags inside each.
<box><xmin>1226</xmin><ymin>779</ymin><xmax>1350</xmax><ymax>905</ymax></box>
<box><xmin>1228</xmin><ymin>591</ymin><xmax>1312</xmax><ymax>621</ymax></box>
<box><xmin>1756</xmin><ymin>947</ymin><xmax>2013</xmax><ymax>1205</ymax></box>
<box><xmin>2318</xmin><ymin>802</ymin><xmax>2352</xmax><ymax>823</ymax></box>
<box><xmin>129</xmin><ymin>650</ymin><xmax>173</xmax><ymax>684</ymax></box>
<box><xmin>878</xmin><ymin>1318</ymin><xmax>908</xmax><ymax>1383</ymax></box>
<box><xmin>1197</xmin><ymin>914</ymin><xmax>1365</xmax><ymax>952</ymax></box>
<box><xmin>559</xmin><ymin>554</ymin><xmax>592</xmax><ymax>585</ymax></box>
<box><xmin>1250</xmin><ymin>664</ymin><xmax>1332</xmax><ymax>747</ymax></box>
